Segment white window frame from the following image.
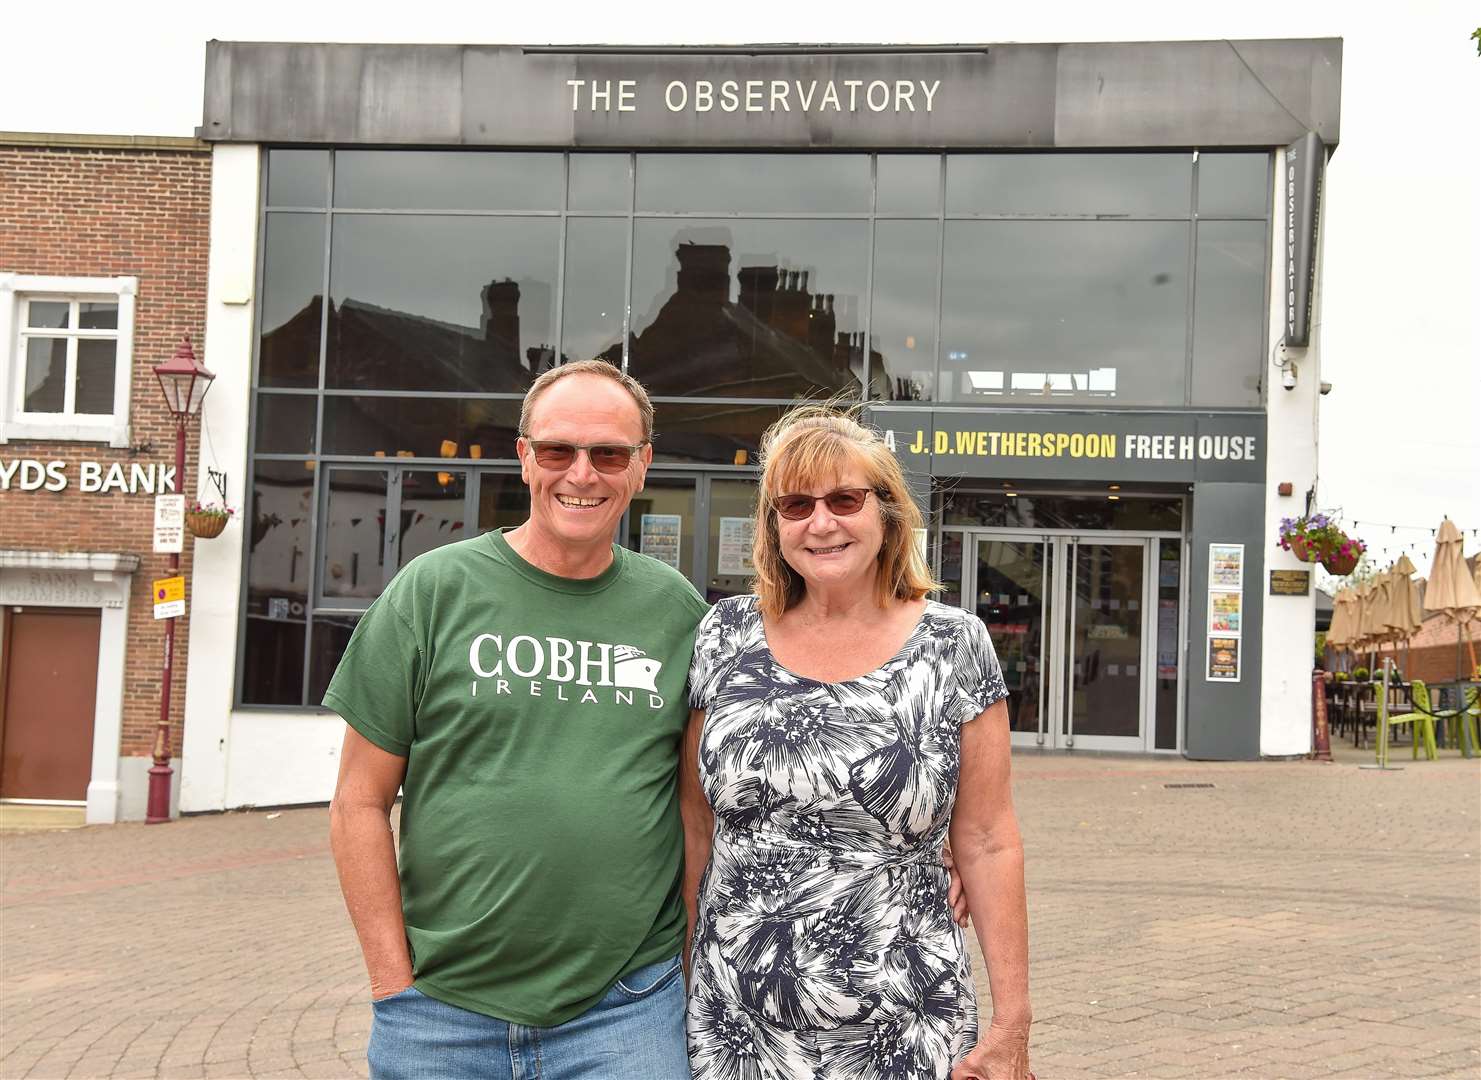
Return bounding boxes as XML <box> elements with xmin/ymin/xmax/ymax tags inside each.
<box><xmin>0</xmin><ymin>273</ymin><xmax>137</xmax><ymax>448</ymax></box>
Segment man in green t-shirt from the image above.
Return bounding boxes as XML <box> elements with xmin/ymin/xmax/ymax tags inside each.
<box><xmin>326</xmin><ymin>360</ymin><xmax>707</xmax><ymax>1080</ymax></box>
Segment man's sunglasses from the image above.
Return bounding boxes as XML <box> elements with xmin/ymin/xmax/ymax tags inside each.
<box><xmin>772</xmin><ymin>488</ymin><xmax>877</xmax><ymax>521</ymax></box>
<box><xmin>525</xmin><ymin>440</ymin><xmax>648</xmax><ymax>474</ymax></box>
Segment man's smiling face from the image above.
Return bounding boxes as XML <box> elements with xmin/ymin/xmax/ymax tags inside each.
<box><xmin>516</xmin><ymin>373</ymin><xmax>652</xmax><ymax>559</ymax></box>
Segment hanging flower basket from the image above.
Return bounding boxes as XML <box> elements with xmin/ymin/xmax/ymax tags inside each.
<box><xmin>185</xmin><ymin>501</ymin><xmax>235</xmax><ymax>539</ymax></box>
<box><xmin>1278</xmin><ymin>512</ymin><xmax>1364</xmax><ymax>573</ymax></box>
<box><xmin>1321</xmin><ymin>545</ymin><xmax>1361</xmax><ymax>576</ymax></box>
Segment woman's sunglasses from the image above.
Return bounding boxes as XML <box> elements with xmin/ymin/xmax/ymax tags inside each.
<box><xmin>772</xmin><ymin>488</ymin><xmax>876</xmax><ymax>521</ymax></box>
<box><xmin>525</xmin><ymin>440</ymin><xmax>647</xmax><ymax>474</ymax></box>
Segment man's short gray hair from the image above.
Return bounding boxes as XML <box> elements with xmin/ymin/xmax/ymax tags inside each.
<box><xmin>518</xmin><ymin>359</ymin><xmax>655</xmax><ymax>442</ymax></box>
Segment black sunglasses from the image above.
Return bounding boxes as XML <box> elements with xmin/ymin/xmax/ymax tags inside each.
<box><xmin>773</xmin><ymin>488</ymin><xmax>877</xmax><ymax>521</ymax></box>
<box><xmin>526</xmin><ymin>440</ymin><xmax>647</xmax><ymax>474</ymax></box>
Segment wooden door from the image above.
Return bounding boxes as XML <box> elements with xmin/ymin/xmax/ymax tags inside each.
<box><xmin>0</xmin><ymin>607</ymin><xmax>102</xmax><ymax>801</ymax></box>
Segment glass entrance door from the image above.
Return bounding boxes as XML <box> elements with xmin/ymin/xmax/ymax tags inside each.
<box><xmin>959</xmin><ymin>532</ymin><xmax>1156</xmax><ymax>751</ymax></box>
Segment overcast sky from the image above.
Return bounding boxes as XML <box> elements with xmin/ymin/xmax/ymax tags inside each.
<box><xmin>4</xmin><ymin>0</ymin><xmax>1478</xmax><ymax>579</ymax></box>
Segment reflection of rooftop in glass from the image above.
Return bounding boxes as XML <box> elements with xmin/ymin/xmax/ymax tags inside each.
<box><xmin>966</xmin><ymin>370</ymin><xmax>1003</xmax><ymax>391</ymax></box>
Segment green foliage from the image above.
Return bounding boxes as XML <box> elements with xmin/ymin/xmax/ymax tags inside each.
<box><xmin>1354</xmin><ymin>666</ymin><xmax>1370</xmax><ymax>681</ymax></box>
<box><xmin>1472</xmin><ymin>28</ymin><xmax>1480</xmax><ymax>56</ymax></box>
<box><xmin>1315</xmin><ymin>631</ymin><xmax>1327</xmax><ymax>667</ymax></box>
<box><xmin>1334</xmin><ymin>671</ymin><xmax>1349</xmax><ymax>682</ymax></box>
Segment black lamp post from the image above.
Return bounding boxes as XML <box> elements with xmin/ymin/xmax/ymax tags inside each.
<box><xmin>146</xmin><ymin>337</ymin><xmax>215</xmax><ymax>824</ymax></box>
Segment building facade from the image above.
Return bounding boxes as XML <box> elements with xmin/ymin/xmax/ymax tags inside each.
<box><xmin>0</xmin><ymin>134</ymin><xmax>213</xmax><ymax>822</ymax></box>
<box><xmin>6</xmin><ymin>39</ymin><xmax>1342</xmax><ymax>818</ymax></box>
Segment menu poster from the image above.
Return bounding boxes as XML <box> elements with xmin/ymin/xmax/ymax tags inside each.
<box><xmin>639</xmin><ymin>514</ymin><xmax>682</xmax><ymax>569</ymax></box>
<box><xmin>1209</xmin><ymin>544</ymin><xmax>1245</xmax><ymax>591</ymax></box>
<box><xmin>1206</xmin><ymin>543</ymin><xmax>1245</xmax><ymax>683</ymax></box>
<box><xmin>1207</xmin><ymin>636</ymin><xmax>1240</xmax><ymax>681</ymax></box>
<box><xmin>1209</xmin><ymin>592</ymin><xmax>1242</xmax><ymax>635</ymax></box>
<box><xmin>717</xmin><ymin>516</ymin><xmax>756</xmax><ymax>576</ymax></box>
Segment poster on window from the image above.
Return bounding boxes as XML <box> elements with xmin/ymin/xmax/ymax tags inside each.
<box><xmin>1207</xmin><ymin>636</ymin><xmax>1240</xmax><ymax>681</ymax></box>
<box><xmin>1209</xmin><ymin>544</ymin><xmax>1244</xmax><ymax>591</ymax></box>
<box><xmin>1157</xmin><ymin>599</ymin><xmax>1179</xmax><ymax>679</ymax></box>
<box><xmin>639</xmin><ymin>514</ymin><xmax>682</xmax><ymax>569</ymax></box>
<box><xmin>1208</xmin><ymin>592</ymin><xmax>1242</xmax><ymax>635</ymax></box>
<box><xmin>716</xmin><ymin>516</ymin><xmax>756</xmax><ymax>576</ymax></box>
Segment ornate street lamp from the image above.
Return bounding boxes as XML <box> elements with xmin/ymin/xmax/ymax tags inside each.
<box><xmin>146</xmin><ymin>337</ymin><xmax>215</xmax><ymax>824</ymax></box>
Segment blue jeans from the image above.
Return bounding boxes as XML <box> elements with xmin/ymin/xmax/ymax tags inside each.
<box><xmin>367</xmin><ymin>955</ymin><xmax>689</xmax><ymax>1080</ymax></box>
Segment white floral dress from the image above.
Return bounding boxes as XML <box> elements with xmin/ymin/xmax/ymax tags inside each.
<box><xmin>685</xmin><ymin>596</ymin><xmax>1008</xmax><ymax>1080</ymax></box>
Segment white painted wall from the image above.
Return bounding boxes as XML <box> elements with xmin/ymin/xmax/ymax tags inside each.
<box><xmin>1260</xmin><ymin>146</ymin><xmax>1323</xmax><ymax>756</ymax></box>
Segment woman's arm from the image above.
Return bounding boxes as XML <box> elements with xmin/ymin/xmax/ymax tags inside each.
<box><xmin>679</xmin><ymin>707</ymin><xmax>715</xmax><ymax>980</ymax></box>
<box><xmin>949</xmin><ymin>698</ymin><xmax>1033</xmax><ymax>1080</ymax></box>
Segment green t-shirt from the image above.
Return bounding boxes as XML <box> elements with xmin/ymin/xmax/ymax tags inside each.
<box><xmin>323</xmin><ymin>528</ymin><xmax>708</xmax><ymax>1026</ymax></box>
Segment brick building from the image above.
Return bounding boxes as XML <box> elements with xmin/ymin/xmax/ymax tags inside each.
<box><xmin>0</xmin><ymin>133</ymin><xmax>213</xmax><ymax>822</ymax></box>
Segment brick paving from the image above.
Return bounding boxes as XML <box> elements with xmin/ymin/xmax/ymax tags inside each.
<box><xmin>2</xmin><ymin>742</ymin><xmax>1477</xmax><ymax>1079</ymax></box>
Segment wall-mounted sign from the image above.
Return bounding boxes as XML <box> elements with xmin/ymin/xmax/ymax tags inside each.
<box><xmin>1269</xmin><ymin>569</ymin><xmax>1311</xmax><ymax>596</ymax></box>
<box><xmin>866</xmin><ymin>407</ymin><xmax>1265</xmax><ymax>484</ymax></box>
<box><xmin>1283</xmin><ymin>131</ymin><xmax>1325</xmax><ymax>348</ymax></box>
<box><xmin>0</xmin><ymin>457</ymin><xmax>176</xmax><ymax>495</ymax></box>
<box><xmin>1206</xmin><ymin>543</ymin><xmax>1245</xmax><ymax>682</ymax></box>
<box><xmin>153</xmin><ymin>576</ymin><xmax>186</xmax><ymax>620</ymax></box>
<box><xmin>153</xmin><ymin>495</ymin><xmax>185</xmax><ymax>554</ymax></box>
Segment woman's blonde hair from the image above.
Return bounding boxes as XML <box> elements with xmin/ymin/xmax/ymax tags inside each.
<box><xmin>751</xmin><ymin>402</ymin><xmax>940</xmax><ymax>619</ymax></box>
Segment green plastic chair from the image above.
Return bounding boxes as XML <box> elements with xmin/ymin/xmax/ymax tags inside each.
<box><xmin>1389</xmin><ymin>681</ymin><xmax>1439</xmax><ymax>760</ymax></box>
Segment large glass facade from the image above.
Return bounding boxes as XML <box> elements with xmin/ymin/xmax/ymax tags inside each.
<box><xmin>243</xmin><ymin>148</ymin><xmax>1269</xmax><ymax>706</ymax></box>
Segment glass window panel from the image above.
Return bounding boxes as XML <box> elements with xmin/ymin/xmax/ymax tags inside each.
<box><xmin>939</xmin><ymin>221</ymin><xmax>1189</xmax><ymax>406</ymax></box>
<box><xmin>706</xmin><ymin>478</ymin><xmax>758</xmax><ymax>603</ymax></box>
<box><xmin>74</xmin><ymin>339</ymin><xmax>116</xmax><ymax>414</ymax></box>
<box><xmin>561</xmin><ymin>217</ymin><xmax>627</xmax><ymax>365</ymax></box>
<box><xmin>253</xmin><ymin>392</ymin><xmax>317</xmax><ymax>455</ymax></box>
<box><xmin>398</xmin><ymin>470</ymin><xmax>468</xmax><ymax>568</ymax></box>
<box><xmin>870</xmin><ymin>220</ymin><xmax>939</xmax><ymax>401</ymax></box>
<box><xmin>78</xmin><ymin>302</ymin><xmax>119</xmax><ymax>329</ymax></box>
<box><xmin>27</xmin><ymin>301</ymin><xmax>69</xmax><ymax>328</ymax></box>
<box><xmin>629</xmin><ymin>219</ymin><xmax>868</xmax><ymax>398</ymax></box>
<box><xmin>476</xmin><ymin>470</ymin><xmax>529</xmax><ymax>533</ymax></box>
<box><xmin>877</xmin><ymin>155</ymin><xmax>941</xmax><ymax>215</ymax></box>
<box><xmin>308</xmin><ymin>615</ymin><xmax>360</xmax><ymax>705</ymax></box>
<box><xmin>322</xmin><ymin>395</ymin><xmax>522</xmax><ymax>460</ymax></box>
<box><xmin>569</xmin><ymin>154</ymin><xmax>631</xmax><ymax>212</ymax></box>
<box><xmin>259</xmin><ymin>213</ymin><xmax>326</xmax><ymax>388</ymax></box>
<box><xmin>647</xmin><ymin>401</ymin><xmax>786</xmax><ymax>466</ymax></box>
<box><xmin>333</xmin><ymin>151</ymin><xmax>562</xmax><ymax>211</ymax></box>
<box><xmin>628</xmin><ymin>477</ymin><xmax>696</xmax><ymax>580</ymax></box>
<box><xmin>636</xmin><ymin>154</ymin><xmax>871</xmax><ymax>214</ymax></box>
<box><xmin>327</xmin><ymin>215</ymin><xmax>559</xmax><ymax>393</ymax></box>
<box><xmin>267</xmin><ymin>149</ymin><xmax>329</xmax><ymax>208</ymax></box>
<box><xmin>946</xmin><ymin>153</ymin><xmax>1191</xmax><ymax>217</ymax></box>
<box><xmin>322</xmin><ymin>468</ymin><xmax>389</xmax><ymax>602</ymax></box>
<box><xmin>1155</xmin><ymin>538</ymin><xmax>1182</xmax><ymax>750</ymax></box>
<box><xmin>943</xmin><ymin>492</ymin><xmax>1183</xmax><ymax>531</ymax></box>
<box><xmin>1192</xmin><ymin>221</ymin><xmax>1266</xmax><ymax>407</ymax></box>
<box><xmin>23</xmin><ymin>338</ymin><xmax>68</xmax><ymax>412</ymax></box>
<box><xmin>1198</xmin><ymin>153</ymin><xmax>1269</xmax><ymax>217</ymax></box>
<box><xmin>241</xmin><ymin>459</ymin><xmax>314</xmax><ymax>705</ymax></box>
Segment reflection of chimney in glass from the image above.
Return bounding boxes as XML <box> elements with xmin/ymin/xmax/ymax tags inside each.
<box><xmin>480</xmin><ymin>279</ymin><xmax>521</xmax><ymax>370</ymax></box>
<box><xmin>810</xmin><ymin>293</ymin><xmax>836</xmax><ymax>359</ymax></box>
<box><xmin>737</xmin><ymin>265</ymin><xmax>779</xmax><ymax>323</ymax></box>
<box><xmin>676</xmin><ymin>243</ymin><xmax>731</xmax><ymax>301</ymax></box>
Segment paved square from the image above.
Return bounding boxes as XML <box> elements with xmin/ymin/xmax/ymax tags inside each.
<box><xmin>3</xmin><ymin>742</ymin><xmax>1477</xmax><ymax>1079</ymax></box>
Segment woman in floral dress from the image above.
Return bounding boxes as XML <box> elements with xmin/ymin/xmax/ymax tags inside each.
<box><xmin>680</xmin><ymin>406</ymin><xmax>1033</xmax><ymax>1080</ymax></box>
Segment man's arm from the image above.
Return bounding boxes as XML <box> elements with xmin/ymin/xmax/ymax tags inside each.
<box><xmin>329</xmin><ymin>725</ymin><xmax>414</xmax><ymax>1000</ymax></box>
<box><xmin>678</xmin><ymin>707</ymin><xmax>715</xmax><ymax>980</ymax></box>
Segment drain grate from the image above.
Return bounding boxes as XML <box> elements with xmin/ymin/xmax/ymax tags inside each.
<box><xmin>1164</xmin><ymin>783</ymin><xmax>1216</xmax><ymax>789</ymax></box>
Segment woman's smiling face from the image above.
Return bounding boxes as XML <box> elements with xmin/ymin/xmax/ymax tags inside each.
<box><xmin>774</xmin><ymin>468</ymin><xmax>886</xmax><ymax>594</ymax></box>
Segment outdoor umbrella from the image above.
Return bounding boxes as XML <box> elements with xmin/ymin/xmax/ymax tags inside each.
<box><xmin>1384</xmin><ymin>555</ymin><xmax>1423</xmax><ymax>677</ymax></box>
<box><xmin>1422</xmin><ymin>519</ymin><xmax>1481</xmax><ymax>677</ymax></box>
<box><xmin>1327</xmin><ymin>587</ymin><xmax>1355</xmax><ymax>654</ymax></box>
